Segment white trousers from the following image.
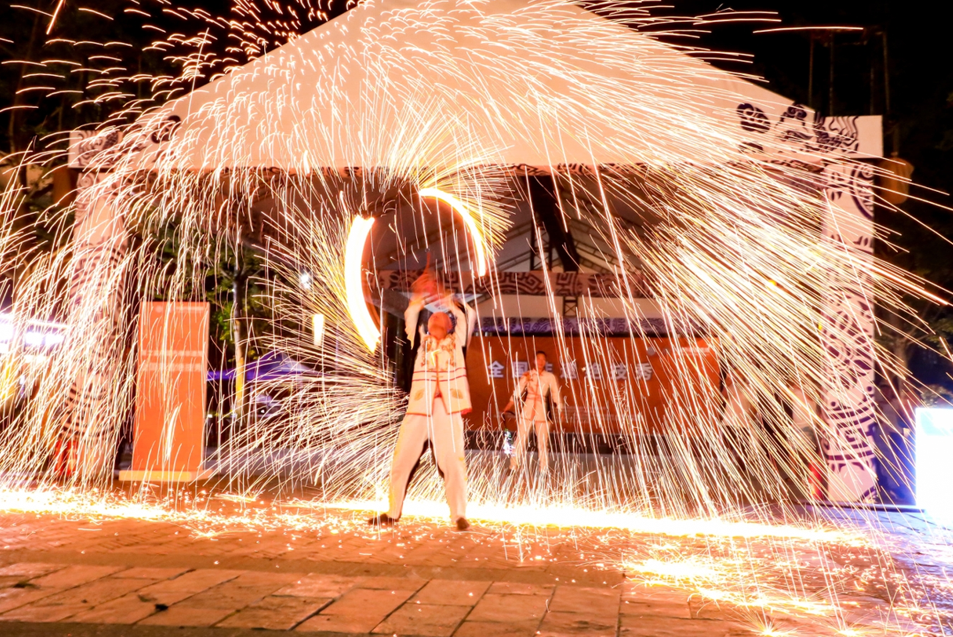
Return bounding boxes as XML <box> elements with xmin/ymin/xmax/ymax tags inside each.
<box><xmin>511</xmin><ymin>417</ymin><xmax>550</xmax><ymax>472</ymax></box>
<box><xmin>387</xmin><ymin>399</ymin><xmax>468</xmax><ymax>521</ymax></box>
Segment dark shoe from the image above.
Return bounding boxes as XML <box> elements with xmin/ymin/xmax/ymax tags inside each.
<box><xmin>455</xmin><ymin>517</ymin><xmax>471</xmax><ymax>531</ymax></box>
<box><xmin>368</xmin><ymin>513</ymin><xmax>397</xmax><ymax>527</ymax></box>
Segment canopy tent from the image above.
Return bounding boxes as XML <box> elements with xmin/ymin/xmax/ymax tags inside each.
<box><xmin>63</xmin><ymin>0</ymin><xmax>885</xmax><ymax>503</ymax></box>
<box><xmin>78</xmin><ymin>0</ymin><xmax>879</xmax><ymax>173</ymax></box>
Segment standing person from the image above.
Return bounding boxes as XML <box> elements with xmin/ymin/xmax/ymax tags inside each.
<box><xmin>719</xmin><ymin>371</ymin><xmax>758</xmax><ymax>472</ymax></box>
<box><xmin>786</xmin><ymin>382</ymin><xmax>824</xmax><ymax>500</ymax></box>
<box><xmin>369</xmin><ymin>272</ymin><xmax>476</xmax><ymax>530</ymax></box>
<box><xmin>502</xmin><ymin>351</ymin><xmax>563</xmax><ymax>476</ymax></box>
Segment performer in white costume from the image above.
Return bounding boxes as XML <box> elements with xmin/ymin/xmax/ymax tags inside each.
<box><xmin>502</xmin><ymin>351</ymin><xmax>563</xmax><ymax>475</ymax></box>
<box><xmin>719</xmin><ymin>371</ymin><xmax>759</xmax><ymax>469</ymax></box>
<box><xmin>370</xmin><ymin>273</ymin><xmax>476</xmax><ymax>530</ymax></box>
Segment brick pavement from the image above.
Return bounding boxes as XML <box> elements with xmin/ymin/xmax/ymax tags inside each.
<box><xmin>0</xmin><ymin>502</ymin><xmax>927</xmax><ymax>637</ymax></box>
<box><xmin>0</xmin><ymin>507</ymin><xmax>775</xmax><ymax>637</ymax></box>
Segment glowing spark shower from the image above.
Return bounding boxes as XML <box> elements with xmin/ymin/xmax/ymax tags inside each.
<box><xmin>344</xmin><ymin>214</ymin><xmax>379</xmax><ymax>352</ymax></box>
<box><xmin>417</xmin><ymin>187</ymin><xmax>489</xmax><ymax>277</ymax></box>
<box><xmin>1</xmin><ymin>0</ymin><xmax>952</xmax><ymax>634</ymax></box>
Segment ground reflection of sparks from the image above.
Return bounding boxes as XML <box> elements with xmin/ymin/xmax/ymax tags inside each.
<box><xmin>0</xmin><ymin>488</ymin><xmax>950</xmax><ymax>635</ymax></box>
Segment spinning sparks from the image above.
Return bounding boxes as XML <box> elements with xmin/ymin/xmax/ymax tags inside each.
<box><xmin>1</xmin><ymin>0</ymin><xmax>951</xmax><ymax>635</ymax></box>
<box><xmin>344</xmin><ymin>214</ymin><xmax>379</xmax><ymax>352</ymax></box>
<box><xmin>417</xmin><ymin>187</ymin><xmax>489</xmax><ymax>277</ymax></box>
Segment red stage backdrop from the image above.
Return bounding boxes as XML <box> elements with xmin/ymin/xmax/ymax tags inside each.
<box><xmin>466</xmin><ymin>335</ymin><xmax>719</xmax><ymax>434</ymax></box>
<box><xmin>128</xmin><ymin>302</ymin><xmax>210</xmax><ymax>480</ymax></box>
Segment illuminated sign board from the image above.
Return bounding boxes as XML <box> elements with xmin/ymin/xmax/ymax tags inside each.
<box><xmin>916</xmin><ymin>408</ymin><xmax>953</xmax><ymax>519</ymax></box>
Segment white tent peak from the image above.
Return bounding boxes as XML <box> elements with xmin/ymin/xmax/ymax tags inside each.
<box><xmin>109</xmin><ymin>0</ymin><xmax>878</xmax><ymax>172</ymax></box>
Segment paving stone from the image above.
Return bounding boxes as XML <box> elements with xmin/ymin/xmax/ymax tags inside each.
<box><xmin>687</xmin><ymin>595</ymin><xmax>732</xmax><ymax>620</ymax></box>
<box><xmin>69</xmin><ymin>593</ymin><xmax>159</xmax><ymax>624</ymax></box>
<box><xmin>621</xmin><ymin>598</ymin><xmax>691</xmax><ymax>619</ymax></box>
<box><xmin>410</xmin><ymin>578</ymin><xmax>491</xmax><ymax>606</ymax></box>
<box><xmin>319</xmin><ymin>586</ymin><xmax>415</xmax><ymax>618</ymax></box>
<box><xmin>0</xmin><ymin>507</ymin><xmax>914</xmax><ymax>637</ymax></box>
<box><xmin>455</xmin><ymin>620</ymin><xmax>541</xmax><ymax>637</ymax></box>
<box><xmin>0</xmin><ymin>563</ymin><xmax>66</xmax><ymax>579</ymax></box>
<box><xmin>0</xmin><ymin>587</ymin><xmax>57</xmax><ymax>614</ymax></box>
<box><xmin>619</xmin><ymin>615</ymin><xmax>751</xmax><ymax>636</ymax></box>
<box><xmin>216</xmin><ymin>595</ymin><xmax>331</xmax><ymax>630</ymax></box>
<box><xmin>28</xmin><ymin>564</ymin><xmax>125</xmax><ymax>590</ymax></box>
<box><xmin>549</xmin><ymin>586</ymin><xmax>621</xmax><ymax>616</ymax></box>
<box><xmin>358</xmin><ymin>575</ymin><xmax>429</xmax><ymax>591</ymax></box>
<box><xmin>136</xmin><ymin>603</ymin><xmax>235</xmax><ymax>627</ymax></box>
<box><xmin>273</xmin><ymin>573</ymin><xmax>359</xmax><ymax>598</ymax></box>
<box><xmin>622</xmin><ymin>584</ymin><xmax>688</xmax><ymax>604</ymax></box>
<box><xmin>112</xmin><ymin>567</ymin><xmax>191</xmax><ymax>580</ymax></box>
<box><xmin>1</xmin><ymin>601</ymin><xmax>88</xmax><ymax>622</ymax></box>
<box><xmin>29</xmin><ymin>577</ymin><xmax>152</xmax><ymax>607</ymax></box>
<box><xmin>134</xmin><ymin>568</ymin><xmax>243</xmax><ymax>606</ymax></box>
<box><xmin>488</xmin><ymin>581</ymin><xmax>554</xmax><ymax>596</ymax></box>
<box><xmin>228</xmin><ymin>571</ymin><xmax>299</xmax><ymax>587</ymax></box>
<box><xmin>173</xmin><ymin>579</ymin><xmax>286</xmax><ymax>611</ymax></box>
<box><xmin>295</xmin><ymin>612</ymin><xmax>380</xmax><ymax>633</ymax></box>
<box><xmin>372</xmin><ymin>602</ymin><xmax>470</xmax><ymax>636</ymax></box>
<box><xmin>538</xmin><ymin>610</ymin><xmax>618</xmax><ymax>636</ymax></box>
<box><xmin>468</xmin><ymin>593</ymin><xmax>550</xmax><ymax>622</ymax></box>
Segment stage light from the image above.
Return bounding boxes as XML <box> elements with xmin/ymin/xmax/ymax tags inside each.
<box><xmin>916</xmin><ymin>408</ymin><xmax>953</xmax><ymax>520</ymax></box>
<box><xmin>344</xmin><ymin>216</ymin><xmax>379</xmax><ymax>352</ymax></box>
<box><xmin>23</xmin><ymin>332</ymin><xmax>45</xmax><ymax>347</ymax></box>
<box><xmin>312</xmin><ymin>313</ymin><xmax>325</xmax><ymax>348</ymax></box>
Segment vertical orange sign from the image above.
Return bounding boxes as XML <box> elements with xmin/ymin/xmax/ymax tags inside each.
<box><xmin>122</xmin><ymin>302</ymin><xmax>210</xmax><ymax>481</ymax></box>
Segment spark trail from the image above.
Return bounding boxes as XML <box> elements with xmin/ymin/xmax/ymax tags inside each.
<box><xmin>0</xmin><ymin>1</ymin><xmax>951</xmax><ymax>635</ymax></box>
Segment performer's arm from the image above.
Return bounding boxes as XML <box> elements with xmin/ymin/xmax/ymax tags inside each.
<box><xmin>448</xmin><ymin>298</ymin><xmax>476</xmax><ymax>347</ymax></box>
<box><xmin>501</xmin><ymin>374</ymin><xmax>527</xmax><ymax>414</ymax></box>
<box><xmin>404</xmin><ymin>297</ymin><xmax>425</xmax><ymax>348</ymax></box>
<box><xmin>465</xmin><ymin>302</ymin><xmax>477</xmax><ymax>349</ymax></box>
<box><xmin>550</xmin><ymin>374</ymin><xmax>564</xmax><ymax>418</ymax></box>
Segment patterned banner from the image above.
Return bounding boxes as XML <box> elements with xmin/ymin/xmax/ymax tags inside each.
<box><xmin>819</xmin><ymin>162</ymin><xmax>878</xmax><ymax>502</ymax></box>
<box><xmin>376</xmin><ymin>270</ymin><xmax>650</xmax><ymax>297</ymax></box>
<box><xmin>478</xmin><ymin>317</ymin><xmax>682</xmax><ymax>336</ymax></box>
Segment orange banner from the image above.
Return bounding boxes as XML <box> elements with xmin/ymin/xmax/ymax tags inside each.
<box><xmin>130</xmin><ymin>302</ymin><xmax>209</xmax><ymax>478</ymax></box>
<box><xmin>466</xmin><ymin>335</ymin><xmax>719</xmax><ymax>434</ymax></box>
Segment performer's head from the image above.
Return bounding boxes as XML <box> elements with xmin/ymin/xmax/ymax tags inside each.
<box><xmin>535</xmin><ymin>350</ymin><xmax>547</xmax><ymax>372</ymax></box>
<box><xmin>428</xmin><ymin>311</ymin><xmax>452</xmax><ymax>340</ymax></box>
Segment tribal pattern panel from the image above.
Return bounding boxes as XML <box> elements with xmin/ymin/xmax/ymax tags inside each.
<box><xmin>377</xmin><ymin>270</ymin><xmax>650</xmax><ymax>297</ymax></box>
<box><xmin>735</xmin><ymin>103</ymin><xmax>864</xmax><ymax>160</ymax></box>
<box><xmin>68</xmin><ymin>132</ymin><xmax>618</xmax><ymax>178</ymax></box>
<box><xmin>819</xmin><ymin>162</ymin><xmax>878</xmax><ymax>503</ymax></box>
<box><xmin>477</xmin><ymin>317</ymin><xmax>687</xmax><ymax>337</ymax></box>
<box><xmin>68</xmin><ymin>129</ymin><xmax>125</xmax><ymax>170</ymax></box>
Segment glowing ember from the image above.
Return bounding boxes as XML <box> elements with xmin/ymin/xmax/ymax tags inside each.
<box><xmin>1</xmin><ymin>1</ymin><xmax>949</xmax><ymax>635</ymax></box>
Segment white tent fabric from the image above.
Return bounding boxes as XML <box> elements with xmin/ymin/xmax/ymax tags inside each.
<box><xmin>61</xmin><ymin>0</ymin><xmax>885</xmax><ymax>504</ymax></box>
<box><xmin>108</xmin><ymin>0</ymin><xmax>878</xmax><ymax>173</ymax></box>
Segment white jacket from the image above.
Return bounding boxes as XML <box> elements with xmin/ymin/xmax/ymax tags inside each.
<box><xmin>404</xmin><ymin>296</ymin><xmax>476</xmax><ymax>416</ymax></box>
<box><xmin>514</xmin><ymin>369</ymin><xmax>563</xmax><ymax>423</ymax></box>
<box><xmin>721</xmin><ymin>380</ymin><xmax>756</xmax><ymax>430</ymax></box>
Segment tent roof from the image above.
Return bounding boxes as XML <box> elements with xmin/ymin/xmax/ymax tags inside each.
<box><xmin>126</xmin><ymin>0</ymin><xmax>833</xmax><ymax>173</ymax></box>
